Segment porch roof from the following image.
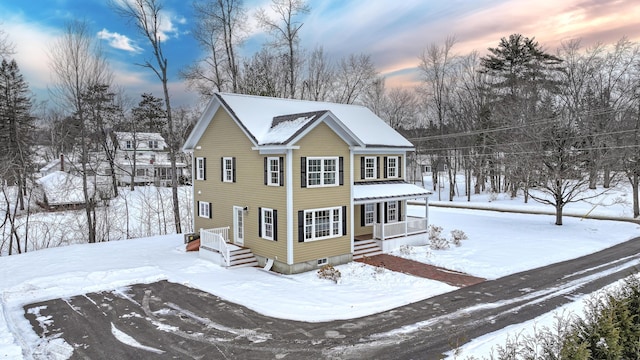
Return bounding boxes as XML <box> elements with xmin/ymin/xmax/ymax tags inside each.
<box><xmin>353</xmin><ymin>181</ymin><xmax>432</xmax><ymax>204</ymax></box>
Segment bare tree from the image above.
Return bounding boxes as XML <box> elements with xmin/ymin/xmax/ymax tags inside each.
<box><xmin>0</xmin><ymin>26</ymin><xmax>15</xmax><ymax>60</ymax></box>
<box><xmin>183</xmin><ymin>0</ymin><xmax>246</xmax><ymax>96</ymax></box>
<box><xmin>301</xmin><ymin>46</ymin><xmax>333</xmax><ymax>101</ymax></box>
<box><xmin>239</xmin><ymin>47</ymin><xmax>287</xmax><ymax>97</ymax></box>
<box><xmin>111</xmin><ymin>0</ymin><xmax>182</xmax><ymax>233</ymax></box>
<box><xmin>383</xmin><ymin>87</ymin><xmax>418</xmax><ymax>130</ymax></box>
<box><xmin>49</xmin><ymin>20</ymin><xmax>110</xmax><ymax>243</ymax></box>
<box><xmin>256</xmin><ymin>0</ymin><xmax>309</xmax><ymax>98</ymax></box>
<box><xmin>332</xmin><ymin>53</ymin><xmax>378</xmax><ymax>104</ymax></box>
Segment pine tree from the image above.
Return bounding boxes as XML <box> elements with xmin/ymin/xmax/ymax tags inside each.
<box><xmin>0</xmin><ymin>58</ymin><xmax>34</xmax><ymax>211</ymax></box>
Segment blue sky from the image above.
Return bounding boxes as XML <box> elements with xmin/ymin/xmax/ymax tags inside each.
<box><xmin>2</xmin><ymin>0</ymin><xmax>639</xmax><ymax>108</ymax></box>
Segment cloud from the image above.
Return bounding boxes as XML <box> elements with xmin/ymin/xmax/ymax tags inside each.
<box><xmin>97</xmin><ymin>29</ymin><xmax>141</xmax><ymax>52</ymax></box>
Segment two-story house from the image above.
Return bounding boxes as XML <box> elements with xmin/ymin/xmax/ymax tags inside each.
<box><xmin>182</xmin><ymin>93</ymin><xmax>431</xmax><ymax>274</ymax></box>
<box><xmin>112</xmin><ymin>132</ymin><xmax>187</xmax><ymax>187</ymax></box>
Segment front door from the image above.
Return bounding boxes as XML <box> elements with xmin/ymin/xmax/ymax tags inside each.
<box><xmin>233</xmin><ymin>206</ymin><xmax>244</xmax><ymax>246</ymax></box>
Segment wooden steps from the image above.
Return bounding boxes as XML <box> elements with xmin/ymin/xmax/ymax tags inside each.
<box><xmin>227</xmin><ymin>247</ymin><xmax>259</xmax><ymax>269</ymax></box>
<box><xmin>353</xmin><ymin>239</ymin><xmax>383</xmax><ymax>260</ymax></box>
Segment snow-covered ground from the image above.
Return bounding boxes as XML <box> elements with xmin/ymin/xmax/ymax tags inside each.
<box><xmin>1</xmin><ymin>178</ymin><xmax>639</xmax><ymax>358</ymax></box>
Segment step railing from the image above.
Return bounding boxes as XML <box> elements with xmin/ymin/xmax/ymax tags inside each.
<box><xmin>373</xmin><ymin>217</ymin><xmax>427</xmax><ymax>240</ymax></box>
<box><xmin>200</xmin><ymin>227</ymin><xmax>231</xmax><ymax>266</ymax></box>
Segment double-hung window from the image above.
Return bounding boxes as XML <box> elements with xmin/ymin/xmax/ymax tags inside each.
<box><xmin>303</xmin><ymin>207</ymin><xmax>343</xmax><ymax>241</ymax></box>
<box><xmin>364</xmin><ymin>203</ymin><xmax>375</xmax><ymax>226</ymax></box>
<box><xmin>364</xmin><ymin>157</ymin><xmax>377</xmax><ymax>179</ymax></box>
<box><xmin>307</xmin><ymin>157</ymin><xmax>337</xmax><ymax>187</ymax></box>
<box><xmin>198</xmin><ymin>201</ymin><xmax>211</xmax><ymax>219</ymax></box>
<box><xmin>386</xmin><ymin>156</ymin><xmax>398</xmax><ymax>178</ymax></box>
<box><xmin>222</xmin><ymin>157</ymin><xmax>235</xmax><ymax>182</ymax></box>
<box><xmin>125</xmin><ymin>140</ymin><xmax>133</xmax><ymax>149</ymax></box>
<box><xmin>148</xmin><ymin>140</ymin><xmax>158</xmax><ymax>149</ymax></box>
<box><xmin>387</xmin><ymin>201</ymin><xmax>398</xmax><ymax>222</ymax></box>
<box><xmin>260</xmin><ymin>208</ymin><xmax>275</xmax><ymax>240</ymax></box>
<box><xmin>267</xmin><ymin>157</ymin><xmax>281</xmax><ymax>186</ymax></box>
<box><xmin>196</xmin><ymin>157</ymin><xmax>206</xmax><ymax>180</ymax></box>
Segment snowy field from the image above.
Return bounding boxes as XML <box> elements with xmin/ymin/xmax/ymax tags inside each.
<box><xmin>1</xmin><ymin>177</ymin><xmax>639</xmax><ymax>358</ymax></box>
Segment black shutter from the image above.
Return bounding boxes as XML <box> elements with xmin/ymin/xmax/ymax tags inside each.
<box><xmin>273</xmin><ymin>209</ymin><xmax>278</xmax><ymax>241</ymax></box>
<box><xmin>384</xmin><ymin>156</ymin><xmax>388</xmax><ymax>178</ymax></box>
<box><xmin>398</xmin><ymin>201</ymin><xmax>403</xmax><ymax>221</ymax></box>
<box><xmin>208</xmin><ymin>202</ymin><xmax>212</xmax><ymax>219</ymax></box>
<box><xmin>398</xmin><ymin>157</ymin><xmax>402</xmax><ymax>178</ymax></box>
<box><xmin>360</xmin><ymin>157</ymin><xmax>365</xmax><ymax>180</ymax></box>
<box><xmin>342</xmin><ymin>206</ymin><xmax>347</xmax><ymax>236</ymax></box>
<box><xmin>339</xmin><ymin>157</ymin><xmax>344</xmax><ymax>186</ymax></box>
<box><xmin>360</xmin><ymin>204</ymin><xmax>365</xmax><ymax>226</ymax></box>
<box><xmin>203</xmin><ymin>158</ymin><xmax>207</xmax><ymax>180</ymax></box>
<box><xmin>279</xmin><ymin>157</ymin><xmax>284</xmax><ymax>186</ymax></box>
<box><xmin>300</xmin><ymin>157</ymin><xmax>307</xmax><ymax>188</ymax></box>
<box><xmin>376</xmin><ymin>157</ymin><xmax>380</xmax><ymax>179</ymax></box>
<box><xmin>384</xmin><ymin>202</ymin><xmax>388</xmax><ymax>223</ymax></box>
<box><xmin>220</xmin><ymin>157</ymin><xmax>224</xmax><ymax>182</ymax></box>
<box><xmin>298</xmin><ymin>210</ymin><xmax>304</xmax><ymax>242</ymax></box>
<box><xmin>264</xmin><ymin>158</ymin><xmax>268</xmax><ymax>185</ymax></box>
<box><xmin>258</xmin><ymin>207</ymin><xmax>262</xmax><ymax>237</ymax></box>
<box><xmin>232</xmin><ymin>157</ymin><xmax>236</xmax><ymax>182</ymax></box>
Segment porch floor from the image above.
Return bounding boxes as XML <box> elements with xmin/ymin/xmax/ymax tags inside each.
<box><xmin>356</xmin><ymin>254</ymin><xmax>485</xmax><ymax>287</ymax></box>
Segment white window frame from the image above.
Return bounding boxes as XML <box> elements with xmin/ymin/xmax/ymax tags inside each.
<box><xmin>364</xmin><ymin>203</ymin><xmax>375</xmax><ymax>226</ymax></box>
<box><xmin>364</xmin><ymin>156</ymin><xmax>377</xmax><ymax>180</ymax></box>
<box><xmin>304</xmin><ymin>206</ymin><xmax>342</xmax><ymax>241</ymax></box>
<box><xmin>198</xmin><ymin>201</ymin><xmax>211</xmax><ymax>219</ymax></box>
<box><xmin>387</xmin><ymin>201</ymin><xmax>398</xmax><ymax>223</ymax></box>
<box><xmin>307</xmin><ymin>157</ymin><xmax>338</xmax><ymax>187</ymax></box>
<box><xmin>267</xmin><ymin>157</ymin><xmax>280</xmax><ymax>186</ymax></box>
<box><xmin>223</xmin><ymin>157</ymin><xmax>233</xmax><ymax>183</ymax></box>
<box><xmin>387</xmin><ymin>156</ymin><xmax>399</xmax><ymax>179</ymax></box>
<box><xmin>261</xmin><ymin>208</ymin><xmax>275</xmax><ymax>240</ymax></box>
<box><xmin>196</xmin><ymin>157</ymin><xmax>205</xmax><ymax>180</ymax></box>
<box><xmin>125</xmin><ymin>140</ymin><xmax>133</xmax><ymax>149</ymax></box>
<box><xmin>148</xmin><ymin>140</ymin><xmax>158</xmax><ymax>149</ymax></box>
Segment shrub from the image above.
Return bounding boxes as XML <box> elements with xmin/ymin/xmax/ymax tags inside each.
<box><xmin>398</xmin><ymin>244</ymin><xmax>414</xmax><ymax>256</ymax></box>
<box><xmin>317</xmin><ymin>264</ymin><xmax>341</xmax><ymax>284</ymax></box>
<box><xmin>429</xmin><ymin>225</ymin><xmax>449</xmax><ymax>250</ymax></box>
<box><xmin>450</xmin><ymin>229</ymin><xmax>468</xmax><ymax>247</ymax></box>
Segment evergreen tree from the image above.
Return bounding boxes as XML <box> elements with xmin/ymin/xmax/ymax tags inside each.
<box><xmin>0</xmin><ymin>58</ymin><xmax>34</xmax><ymax>211</ymax></box>
<box><xmin>131</xmin><ymin>93</ymin><xmax>166</xmax><ymax>133</ymax></box>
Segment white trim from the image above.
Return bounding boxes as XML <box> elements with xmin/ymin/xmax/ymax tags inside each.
<box><xmin>353</xmin><ymin>147</ymin><xmax>413</xmax><ymax>154</ymax></box>
<box><xmin>387</xmin><ymin>201</ymin><xmax>398</xmax><ymax>223</ymax></box>
<box><xmin>303</xmin><ymin>206</ymin><xmax>342</xmax><ymax>242</ymax></box>
<box><xmin>223</xmin><ymin>157</ymin><xmax>233</xmax><ymax>182</ymax></box>
<box><xmin>195</xmin><ymin>157</ymin><xmax>205</xmax><ymax>180</ymax></box>
<box><xmin>349</xmin><ymin>150</ymin><xmax>354</xmax><ymax>254</ymax></box>
<box><xmin>364</xmin><ymin>203</ymin><xmax>375</xmax><ymax>226</ymax></box>
<box><xmin>286</xmin><ymin>149</ymin><xmax>294</xmax><ymax>264</ymax></box>
<box><xmin>233</xmin><ymin>206</ymin><xmax>244</xmax><ymax>246</ymax></box>
<box><xmin>267</xmin><ymin>157</ymin><xmax>280</xmax><ymax>186</ymax></box>
<box><xmin>306</xmin><ymin>156</ymin><xmax>339</xmax><ymax>187</ymax></box>
<box><xmin>364</xmin><ymin>156</ymin><xmax>377</xmax><ymax>180</ymax></box>
<box><xmin>386</xmin><ymin>156</ymin><xmax>399</xmax><ymax>179</ymax></box>
<box><xmin>198</xmin><ymin>201</ymin><xmax>211</xmax><ymax>219</ymax></box>
<box><xmin>261</xmin><ymin>207</ymin><xmax>275</xmax><ymax>240</ymax></box>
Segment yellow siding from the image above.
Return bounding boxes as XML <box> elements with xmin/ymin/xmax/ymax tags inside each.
<box><xmin>354</xmin><ymin>154</ymin><xmax>404</xmax><ymax>182</ymax></box>
<box><xmin>292</xmin><ymin>122</ymin><xmax>351</xmax><ymax>263</ymax></box>
<box><xmin>192</xmin><ymin>108</ymin><xmax>287</xmax><ymax>261</ymax></box>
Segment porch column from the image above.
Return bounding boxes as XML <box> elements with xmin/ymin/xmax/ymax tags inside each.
<box><xmin>404</xmin><ymin>200</ymin><xmax>408</xmax><ymax>236</ymax></box>
<box><xmin>425</xmin><ymin>196</ymin><xmax>429</xmax><ymax>228</ymax></box>
<box><xmin>379</xmin><ymin>202</ymin><xmax>385</xmax><ymax>240</ymax></box>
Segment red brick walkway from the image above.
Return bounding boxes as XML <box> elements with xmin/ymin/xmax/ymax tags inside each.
<box><xmin>356</xmin><ymin>254</ymin><xmax>485</xmax><ymax>287</ymax></box>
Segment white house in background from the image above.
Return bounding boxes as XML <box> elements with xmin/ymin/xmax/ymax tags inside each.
<box><xmin>112</xmin><ymin>132</ymin><xmax>187</xmax><ymax>187</ymax></box>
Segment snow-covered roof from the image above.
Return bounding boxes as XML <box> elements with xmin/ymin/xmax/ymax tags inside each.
<box><xmin>353</xmin><ymin>181</ymin><xmax>432</xmax><ymax>204</ymax></box>
<box><xmin>115</xmin><ymin>132</ymin><xmax>165</xmax><ymax>142</ymax></box>
<box><xmin>183</xmin><ymin>93</ymin><xmax>414</xmax><ymax>150</ymax></box>
<box><xmin>36</xmin><ymin>171</ymin><xmax>93</xmax><ymax>206</ymax></box>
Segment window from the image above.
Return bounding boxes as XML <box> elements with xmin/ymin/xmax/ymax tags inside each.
<box><xmin>364</xmin><ymin>203</ymin><xmax>375</xmax><ymax>226</ymax></box>
<box><xmin>196</xmin><ymin>157</ymin><xmax>206</xmax><ymax>180</ymax></box>
<box><xmin>198</xmin><ymin>201</ymin><xmax>211</xmax><ymax>219</ymax></box>
<box><xmin>387</xmin><ymin>201</ymin><xmax>398</xmax><ymax>222</ymax></box>
<box><xmin>302</xmin><ymin>207</ymin><xmax>344</xmax><ymax>241</ymax></box>
<box><xmin>364</xmin><ymin>157</ymin><xmax>377</xmax><ymax>179</ymax></box>
<box><xmin>125</xmin><ymin>140</ymin><xmax>132</xmax><ymax>149</ymax></box>
<box><xmin>260</xmin><ymin>208</ymin><xmax>276</xmax><ymax>240</ymax></box>
<box><xmin>148</xmin><ymin>140</ymin><xmax>158</xmax><ymax>149</ymax></box>
<box><xmin>386</xmin><ymin>156</ymin><xmax>399</xmax><ymax>178</ymax></box>
<box><xmin>221</xmin><ymin>157</ymin><xmax>235</xmax><ymax>182</ymax></box>
<box><xmin>317</xmin><ymin>258</ymin><xmax>328</xmax><ymax>266</ymax></box>
<box><xmin>265</xmin><ymin>157</ymin><xmax>282</xmax><ymax>186</ymax></box>
<box><xmin>307</xmin><ymin>157</ymin><xmax>337</xmax><ymax>187</ymax></box>
<box><xmin>135</xmin><ymin>168</ymin><xmax>146</xmax><ymax>177</ymax></box>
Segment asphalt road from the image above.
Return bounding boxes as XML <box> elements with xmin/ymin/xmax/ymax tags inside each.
<box><xmin>24</xmin><ymin>236</ymin><xmax>640</xmax><ymax>359</ymax></box>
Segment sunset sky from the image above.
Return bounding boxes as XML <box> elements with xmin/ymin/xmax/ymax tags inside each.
<box><xmin>1</xmin><ymin>0</ymin><xmax>639</xmax><ymax>108</ymax></box>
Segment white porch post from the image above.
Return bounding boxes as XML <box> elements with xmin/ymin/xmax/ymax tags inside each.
<box><xmin>380</xmin><ymin>202</ymin><xmax>385</xmax><ymax>240</ymax></box>
<box><xmin>425</xmin><ymin>196</ymin><xmax>429</xmax><ymax>228</ymax></box>
<box><xmin>404</xmin><ymin>200</ymin><xmax>408</xmax><ymax>236</ymax></box>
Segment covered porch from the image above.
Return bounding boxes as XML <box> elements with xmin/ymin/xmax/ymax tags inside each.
<box><xmin>353</xmin><ymin>181</ymin><xmax>431</xmax><ymax>252</ymax></box>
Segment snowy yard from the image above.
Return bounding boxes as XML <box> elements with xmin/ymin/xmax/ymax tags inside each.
<box><xmin>1</xmin><ymin>187</ymin><xmax>638</xmax><ymax>358</ymax></box>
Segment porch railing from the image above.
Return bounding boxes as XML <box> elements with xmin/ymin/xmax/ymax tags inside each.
<box><xmin>200</xmin><ymin>227</ymin><xmax>231</xmax><ymax>266</ymax></box>
<box><xmin>373</xmin><ymin>217</ymin><xmax>427</xmax><ymax>240</ymax></box>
